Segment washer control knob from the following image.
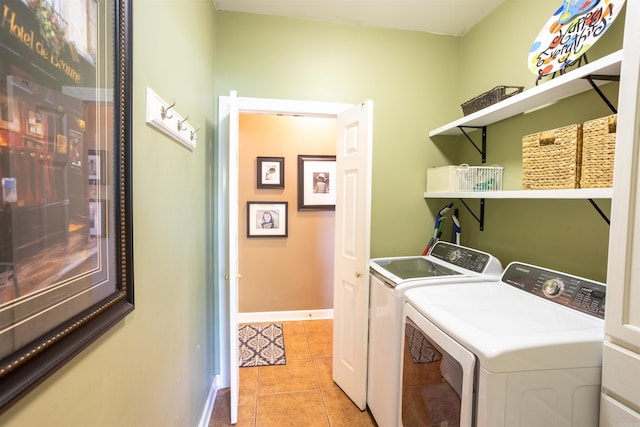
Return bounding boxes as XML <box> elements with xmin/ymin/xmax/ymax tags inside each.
<box><xmin>448</xmin><ymin>249</ymin><xmax>461</xmax><ymax>263</ymax></box>
<box><xmin>542</xmin><ymin>278</ymin><xmax>564</xmax><ymax>298</ymax></box>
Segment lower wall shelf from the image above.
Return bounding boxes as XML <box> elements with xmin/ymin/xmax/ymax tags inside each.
<box><xmin>424</xmin><ymin>188</ymin><xmax>612</xmax><ymax>200</ymax></box>
<box><xmin>424</xmin><ymin>188</ymin><xmax>612</xmax><ymax>230</ymax></box>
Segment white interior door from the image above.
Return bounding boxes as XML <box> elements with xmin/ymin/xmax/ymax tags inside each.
<box><xmin>332</xmin><ymin>101</ymin><xmax>373</xmax><ymax>409</ymax></box>
<box><xmin>217</xmin><ymin>91</ymin><xmax>240</xmax><ymax>424</ymax></box>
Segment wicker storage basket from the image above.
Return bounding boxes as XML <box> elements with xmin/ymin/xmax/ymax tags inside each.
<box><xmin>461</xmin><ymin>85</ymin><xmax>524</xmax><ymax>116</ymax></box>
<box><xmin>580</xmin><ymin>114</ymin><xmax>617</xmax><ymax>188</ymax></box>
<box><xmin>522</xmin><ymin>124</ymin><xmax>582</xmax><ymax>189</ymax></box>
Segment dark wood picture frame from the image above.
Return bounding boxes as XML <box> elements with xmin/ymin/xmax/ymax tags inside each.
<box><xmin>297</xmin><ymin>155</ymin><xmax>336</xmax><ymax>211</ymax></box>
<box><xmin>257</xmin><ymin>156</ymin><xmax>285</xmax><ymax>189</ymax></box>
<box><xmin>247</xmin><ymin>201</ymin><xmax>288</xmax><ymax>237</ymax></box>
<box><xmin>0</xmin><ymin>0</ymin><xmax>134</xmax><ymax>413</ymax></box>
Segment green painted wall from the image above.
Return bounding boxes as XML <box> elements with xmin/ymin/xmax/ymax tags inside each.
<box><xmin>0</xmin><ymin>1</ymin><xmax>218</xmax><ymax>426</ymax></box>
<box><xmin>216</xmin><ymin>2</ymin><xmax>624</xmax><ymax>282</ymax></box>
<box><xmin>448</xmin><ymin>0</ymin><xmax>625</xmax><ymax>281</ymax></box>
<box><xmin>215</xmin><ymin>12</ymin><xmax>462</xmax><ymax>257</ymax></box>
<box><xmin>0</xmin><ymin>1</ymin><xmax>627</xmax><ymax>425</ymax></box>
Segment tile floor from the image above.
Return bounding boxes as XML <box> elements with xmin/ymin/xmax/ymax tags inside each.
<box><xmin>209</xmin><ymin>319</ymin><xmax>378</xmax><ymax>426</ymax></box>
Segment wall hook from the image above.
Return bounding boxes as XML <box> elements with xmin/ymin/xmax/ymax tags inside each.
<box><xmin>177</xmin><ymin>113</ymin><xmax>190</xmax><ymax>131</ymax></box>
<box><xmin>161</xmin><ymin>99</ymin><xmax>175</xmax><ymax>120</ymax></box>
<box><xmin>191</xmin><ymin>125</ymin><xmax>200</xmax><ymax>141</ymax></box>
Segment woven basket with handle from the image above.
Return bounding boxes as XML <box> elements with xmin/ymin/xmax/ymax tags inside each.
<box><xmin>461</xmin><ymin>85</ymin><xmax>524</xmax><ymax>116</ymax></box>
<box><xmin>522</xmin><ymin>124</ymin><xmax>582</xmax><ymax>189</ymax></box>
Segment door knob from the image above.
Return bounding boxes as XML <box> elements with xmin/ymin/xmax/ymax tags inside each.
<box><xmin>355</xmin><ymin>271</ymin><xmax>362</xmax><ymax>278</ymax></box>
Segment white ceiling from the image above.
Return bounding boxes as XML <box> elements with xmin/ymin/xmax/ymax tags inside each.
<box><xmin>213</xmin><ymin>0</ymin><xmax>507</xmax><ymax>36</ymax></box>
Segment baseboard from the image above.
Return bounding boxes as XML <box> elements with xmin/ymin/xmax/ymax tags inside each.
<box><xmin>197</xmin><ymin>374</ymin><xmax>221</xmax><ymax>427</ymax></box>
<box><xmin>238</xmin><ymin>309</ymin><xmax>334</xmax><ymax>323</ymax></box>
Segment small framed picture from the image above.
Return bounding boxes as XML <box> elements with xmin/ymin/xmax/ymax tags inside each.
<box><xmin>0</xmin><ymin>95</ymin><xmax>19</xmax><ymax>132</ymax></box>
<box><xmin>88</xmin><ymin>150</ymin><xmax>104</xmax><ymax>181</ymax></box>
<box><xmin>2</xmin><ymin>177</ymin><xmax>17</xmax><ymax>203</ymax></box>
<box><xmin>297</xmin><ymin>155</ymin><xmax>336</xmax><ymax>211</ymax></box>
<box><xmin>89</xmin><ymin>200</ymin><xmax>102</xmax><ymax>236</ymax></box>
<box><xmin>257</xmin><ymin>156</ymin><xmax>284</xmax><ymax>189</ymax></box>
<box><xmin>69</xmin><ymin>130</ymin><xmax>83</xmax><ymax>167</ymax></box>
<box><xmin>26</xmin><ymin>108</ymin><xmax>43</xmax><ymax>137</ymax></box>
<box><xmin>247</xmin><ymin>201</ymin><xmax>288</xmax><ymax>238</ymax></box>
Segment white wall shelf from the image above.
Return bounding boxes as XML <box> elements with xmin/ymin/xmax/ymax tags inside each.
<box><xmin>424</xmin><ymin>188</ymin><xmax>612</xmax><ymax>199</ymax></box>
<box><xmin>429</xmin><ymin>50</ymin><xmax>622</xmax><ymax>137</ymax></box>
<box><xmin>426</xmin><ymin>51</ymin><xmax>621</xmax><ymax>229</ymax></box>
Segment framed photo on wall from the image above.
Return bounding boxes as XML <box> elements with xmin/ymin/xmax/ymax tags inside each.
<box><xmin>247</xmin><ymin>201</ymin><xmax>288</xmax><ymax>237</ymax></box>
<box><xmin>87</xmin><ymin>150</ymin><xmax>105</xmax><ymax>181</ymax></box>
<box><xmin>297</xmin><ymin>155</ymin><xmax>336</xmax><ymax>211</ymax></box>
<box><xmin>0</xmin><ymin>95</ymin><xmax>20</xmax><ymax>132</ymax></box>
<box><xmin>257</xmin><ymin>156</ymin><xmax>284</xmax><ymax>189</ymax></box>
<box><xmin>25</xmin><ymin>108</ymin><xmax>44</xmax><ymax>138</ymax></box>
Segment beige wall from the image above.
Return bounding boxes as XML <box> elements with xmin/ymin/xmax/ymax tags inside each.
<box><xmin>238</xmin><ymin>114</ymin><xmax>336</xmax><ymax>312</ymax></box>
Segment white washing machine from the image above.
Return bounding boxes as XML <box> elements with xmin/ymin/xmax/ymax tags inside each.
<box><xmin>400</xmin><ymin>262</ymin><xmax>606</xmax><ymax>427</ymax></box>
<box><xmin>367</xmin><ymin>241</ymin><xmax>502</xmax><ymax>427</ymax></box>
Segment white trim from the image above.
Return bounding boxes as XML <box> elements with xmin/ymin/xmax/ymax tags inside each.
<box><xmin>235</xmin><ymin>96</ymin><xmax>351</xmax><ymax>117</ymax></box>
<box><xmin>197</xmin><ymin>375</ymin><xmax>221</xmax><ymax>427</ymax></box>
<box><xmin>238</xmin><ymin>309</ymin><xmax>334</xmax><ymax>324</ymax></box>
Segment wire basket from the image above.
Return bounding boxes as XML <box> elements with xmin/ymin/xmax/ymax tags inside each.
<box><xmin>456</xmin><ymin>164</ymin><xmax>504</xmax><ymax>192</ymax></box>
<box><xmin>461</xmin><ymin>85</ymin><xmax>524</xmax><ymax>116</ymax></box>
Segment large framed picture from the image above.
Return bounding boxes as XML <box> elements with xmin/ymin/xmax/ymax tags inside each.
<box><xmin>247</xmin><ymin>201</ymin><xmax>288</xmax><ymax>238</ymax></box>
<box><xmin>257</xmin><ymin>156</ymin><xmax>285</xmax><ymax>189</ymax></box>
<box><xmin>0</xmin><ymin>0</ymin><xmax>133</xmax><ymax>413</ymax></box>
<box><xmin>297</xmin><ymin>155</ymin><xmax>336</xmax><ymax>211</ymax></box>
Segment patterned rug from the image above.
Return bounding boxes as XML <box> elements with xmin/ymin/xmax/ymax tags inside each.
<box><xmin>238</xmin><ymin>323</ymin><xmax>286</xmax><ymax>367</ymax></box>
<box><xmin>405</xmin><ymin>321</ymin><xmax>442</xmax><ymax>364</ymax></box>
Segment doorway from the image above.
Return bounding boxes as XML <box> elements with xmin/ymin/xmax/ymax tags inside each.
<box><xmin>216</xmin><ymin>95</ymin><xmax>372</xmax><ymax>422</ymax></box>
<box><xmin>236</xmin><ymin>113</ymin><xmax>337</xmax><ymax>318</ymax></box>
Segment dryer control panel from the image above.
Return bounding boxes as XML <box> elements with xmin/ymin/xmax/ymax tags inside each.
<box><xmin>430</xmin><ymin>241</ymin><xmax>492</xmax><ymax>273</ymax></box>
<box><xmin>501</xmin><ymin>262</ymin><xmax>606</xmax><ymax>319</ymax></box>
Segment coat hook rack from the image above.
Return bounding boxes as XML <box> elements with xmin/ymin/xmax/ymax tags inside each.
<box><xmin>145</xmin><ymin>87</ymin><xmax>196</xmax><ymax>150</ymax></box>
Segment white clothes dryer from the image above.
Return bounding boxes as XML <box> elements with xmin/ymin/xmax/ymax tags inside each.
<box><xmin>367</xmin><ymin>241</ymin><xmax>502</xmax><ymax>427</ymax></box>
<box><xmin>400</xmin><ymin>262</ymin><xmax>606</xmax><ymax>427</ymax></box>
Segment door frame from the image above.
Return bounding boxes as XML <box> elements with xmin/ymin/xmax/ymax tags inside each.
<box><xmin>215</xmin><ymin>96</ymin><xmax>353</xmax><ymax>390</ymax></box>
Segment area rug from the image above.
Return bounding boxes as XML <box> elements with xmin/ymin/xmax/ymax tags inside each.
<box><xmin>238</xmin><ymin>323</ymin><xmax>286</xmax><ymax>367</ymax></box>
<box><xmin>405</xmin><ymin>321</ymin><xmax>442</xmax><ymax>364</ymax></box>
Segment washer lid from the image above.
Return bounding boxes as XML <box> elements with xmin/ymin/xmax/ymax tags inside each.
<box><xmin>370</xmin><ymin>241</ymin><xmax>503</xmax><ymax>285</ymax></box>
<box><xmin>371</xmin><ymin>257</ymin><xmax>461</xmax><ymax>282</ymax></box>
<box><xmin>404</xmin><ymin>282</ymin><xmax>604</xmax><ymax>373</ymax></box>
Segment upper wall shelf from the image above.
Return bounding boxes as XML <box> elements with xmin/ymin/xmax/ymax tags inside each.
<box><xmin>429</xmin><ymin>50</ymin><xmax>623</xmax><ymax>137</ymax></box>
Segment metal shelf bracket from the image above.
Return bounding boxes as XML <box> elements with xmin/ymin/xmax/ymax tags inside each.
<box><xmin>584</xmin><ymin>74</ymin><xmax>620</xmax><ymax>114</ymax></box>
<box><xmin>588</xmin><ymin>199</ymin><xmax>611</xmax><ymax>225</ymax></box>
<box><xmin>458</xmin><ymin>126</ymin><xmax>487</xmax><ymax>163</ymax></box>
<box><xmin>459</xmin><ymin>198</ymin><xmax>485</xmax><ymax>231</ymax></box>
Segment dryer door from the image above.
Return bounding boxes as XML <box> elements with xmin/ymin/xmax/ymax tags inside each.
<box><xmin>401</xmin><ymin>302</ymin><xmax>477</xmax><ymax>427</ymax></box>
